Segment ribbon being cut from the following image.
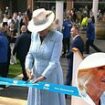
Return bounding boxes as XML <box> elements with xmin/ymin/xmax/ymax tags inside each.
<box><xmin>0</xmin><ymin>77</ymin><xmax>80</xmax><ymax>97</ymax></box>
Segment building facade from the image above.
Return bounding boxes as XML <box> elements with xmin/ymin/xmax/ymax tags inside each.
<box><xmin>0</xmin><ymin>0</ymin><xmax>105</xmax><ymax>13</ymax></box>
<box><xmin>0</xmin><ymin>0</ymin><xmax>27</xmax><ymax>13</ymax></box>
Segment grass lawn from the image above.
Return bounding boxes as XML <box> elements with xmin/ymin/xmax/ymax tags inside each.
<box><xmin>8</xmin><ymin>62</ymin><xmax>22</xmax><ymax>78</ymax></box>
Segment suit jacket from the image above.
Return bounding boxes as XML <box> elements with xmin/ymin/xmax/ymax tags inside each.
<box><xmin>67</xmin><ymin>35</ymin><xmax>84</xmax><ymax>61</ymax></box>
<box><xmin>0</xmin><ymin>32</ymin><xmax>8</xmax><ymax>63</ymax></box>
<box><xmin>86</xmin><ymin>21</ymin><xmax>95</xmax><ymax>40</ymax></box>
<box><xmin>13</xmin><ymin>32</ymin><xmax>31</xmax><ymax>61</ymax></box>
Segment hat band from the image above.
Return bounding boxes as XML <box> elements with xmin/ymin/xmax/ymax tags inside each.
<box><xmin>33</xmin><ymin>18</ymin><xmax>48</xmax><ymax>26</ymax></box>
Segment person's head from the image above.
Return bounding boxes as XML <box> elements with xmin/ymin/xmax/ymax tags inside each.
<box><xmin>3</xmin><ymin>13</ymin><xmax>8</xmax><ymax>18</ymax></box>
<box><xmin>78</xmin><ymin>66</ymin><xmax>105</xmax><ymax>92</ymax></box>
<box><xmin>70</xmin><ymin>9</ymin><xmax>74</xmax><ymax>15</ymax></box>
<box><xmin>77</xmin><ymin>53</ymin><xmax>105</xmax><ymax>105</ymax></box>
<box><xmin>18</xmin><ymin>12</ymin><xmax>22</xmax><ymax>16</ymax></box>
<box><xmin>83</xmin><ymin>13</ymin><xmax>87</xmax><ymax>18</ymax></box>
<box><xmin>21</xmin><ymin>25</ymin><xmax>27</xmax><ymax>33</ymax></box>
<box><xmin>12</xmin><ymin>12</ymin><xmax>17</xmax><ymax>19</ymax></box>
<box><xmin>28</xmin><ymin>8</ymin><xmax>55</xmax><ymax>36</ymax></box>
<box><xmin>2</xmin><ymin>22</ymin><xmax>9</xmax><ymax>32</ymax></box>
<box><xmin>22</xmin><ymin>15</ymin><xmax>29</xmax><ymax>26</ymax></box>
<box><xmin>71</xmin><ymin>24</ymin><xmax>79</xmax><ymax>38</ymax></box>
<box><xmin>6</xmin><ymin>6</ymin><xmax>9</xmax><ymax>10</ymax></box>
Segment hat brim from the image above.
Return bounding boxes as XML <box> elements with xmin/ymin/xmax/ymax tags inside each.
<box><xmin>28</xmin><ymin>11</ymin><xmax>55</xmax><ymax>33</ymax></box>
<box><xmin>78</xmin><ymin>53</ymin><xmax>105</xmax><ymax>70</ymax></box>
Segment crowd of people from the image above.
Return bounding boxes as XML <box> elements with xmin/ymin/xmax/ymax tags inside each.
<box><xmin>0</xmin><ymin>7</ymin><xmax>32</xmax><ymax>88</ymax></box>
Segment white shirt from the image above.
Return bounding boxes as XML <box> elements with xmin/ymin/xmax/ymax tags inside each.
<box><xmin>73</xmin><ymin>34</ymin><xmax>80</xmax><ymax>40</ymax></box>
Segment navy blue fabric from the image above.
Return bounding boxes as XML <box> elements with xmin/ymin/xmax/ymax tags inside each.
<box><xmin>65</xmin><ymin>36</ymin><xmax>84</xmax><ymax>85</ymax></box>
<box><xmin>86</xmin><ymin>21</ymin><xmax>95</xmax><ymax>40</ymax></box>
<box><xmin>62</xmin><ymin>19</ymin><xmax>72</xmax><ymax>38</ymax></box>
<box><xmin>67</xmin><ymin>36</ymin><xmax>84</xmax><ymax>60</ymax></box>
<box><xmin>0</xmin><ymin>32</ymin><xmax>8</xmax><ymax>63</ymax></box>
<box><xmin>13</xmin><ymin>32</ymin><xmax>31</xmax><ymax>61</ymax></box>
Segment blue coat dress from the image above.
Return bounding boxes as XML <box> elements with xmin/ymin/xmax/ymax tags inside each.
<box><xmin>25</xmin><ymin>31</ymin><xmax>66</xmax><ymax>105</ymax></box>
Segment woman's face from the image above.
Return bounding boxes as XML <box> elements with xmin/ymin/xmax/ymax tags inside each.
<box><xmin>71</xmin><ymin>27</ymin><xmax>75</xmax><ymax>37</ymax></box>
<box><xmin>38</xmin><ymin>29</ymin><xmax>49</xmax><ymax>37</ymax></box>
<box><xmin>91</xmin><ymin>67</ymin><xmax>105</xmax><ymax>90</ymax></box>
<box><xmin>78</xmin><ymin>66</ymin><xmax>105</xmax><ymax>104</ymax></box>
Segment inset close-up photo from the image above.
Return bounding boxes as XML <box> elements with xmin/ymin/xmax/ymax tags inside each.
<box><xmin>77</xmin><ymin>53</ymin><xmax>105</xmax><ymax>105</ymax></box>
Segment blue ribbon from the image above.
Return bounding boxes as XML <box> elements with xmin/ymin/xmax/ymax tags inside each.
<box><xmin>0</xmin><ymin>77</ymin><xmax>80</xmax><ymax>97</ymax></box>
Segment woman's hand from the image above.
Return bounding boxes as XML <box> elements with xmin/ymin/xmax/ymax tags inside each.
<box><xmin>32</xmin><ymin>76</ymin><xmax>46</xmax><ymax>83</ymax></box>
<box><xmin>26</xmin><ymin>69</ymin><xmax>34</xmax><ymax>80</ymax></box>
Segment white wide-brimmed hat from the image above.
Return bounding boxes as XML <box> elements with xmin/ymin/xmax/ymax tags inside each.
<box><xmin>78</xmin><ymin>52</ymin><xmax>105</xmax><ymax>70</ymax></box>
<box><xmin>28</xmin><ymin>8</ymin><xmax>55</xmax><ymax>33</ymax></box>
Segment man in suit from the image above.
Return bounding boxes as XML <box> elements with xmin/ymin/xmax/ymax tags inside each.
<box><xmin>85</xmin><ymin>18</ymin><xmax>101</xmax><ymax>54</ymax></box>
<box><xmin>0</xmin><ymin>27</ymin><xmax>9</xmax><ymax>89</ymax></box>
<box><xmin>62</xmin><ymin>16</ymin><xmax>72</xmax><ymax>57</ymax></box>
<box><xmin>65</xmin><ymin>24</ymin><xmax>84</xmax><ymax>87</ymax></box>
<box><xmin>13</xmin><ymin>25</ymin><xmax>31</xmax><ymax>81</ymax></box>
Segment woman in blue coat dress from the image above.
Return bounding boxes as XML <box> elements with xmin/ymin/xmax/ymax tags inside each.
<box><xmin>25</xmin><ymin>8</ymin><xmax>66</xmax><ymax>105</ymax></box>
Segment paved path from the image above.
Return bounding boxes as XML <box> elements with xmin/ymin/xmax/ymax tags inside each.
<box><xmin>0</xmin><ymin>97</ymin><xmax>26</xmax><ymax>105</ymax></box>
<box><xmin>0</xmin><ymin>86</ymin><xmax>27</xmax><ymax>105</ymax></box>
<box><xmin>0</xmin><ymin>57</ymin><xmax>70</xmax><ymax>105</ymax></box>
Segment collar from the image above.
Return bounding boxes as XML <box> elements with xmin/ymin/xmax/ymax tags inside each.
<box><xmin>73</xmin><ymin>34</ymin><xmax>80</xmax><ymax>40</ymax></box>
